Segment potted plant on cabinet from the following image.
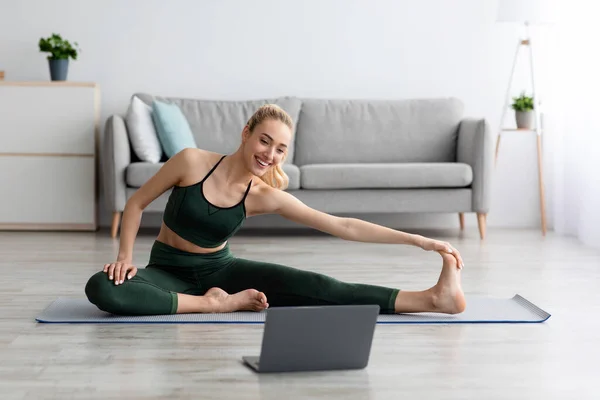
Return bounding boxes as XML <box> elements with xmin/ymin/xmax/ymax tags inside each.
<box><xmin>511</xmin><ymin>92</ymin><xmax>535</xmax><ymax>129</ymax></box>
<box><xmin>38</xmin><ymin>33</ymin><xmax>80</xmax><ymax>81</ymax></box>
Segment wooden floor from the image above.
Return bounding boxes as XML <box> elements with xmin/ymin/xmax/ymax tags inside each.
<box><xmin>1</xmin><ymin>227</ymin><xmax>599</xmax><ymax>399</ymax></box>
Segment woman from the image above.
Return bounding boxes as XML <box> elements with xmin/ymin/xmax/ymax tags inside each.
<box><xmin>85</xmin><ymin>104</ymin><xmax>466</xmax><ymax>316</ymax></box>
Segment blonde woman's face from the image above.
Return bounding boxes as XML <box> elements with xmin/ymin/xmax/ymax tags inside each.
<box><xmin>244</xmin><ymin>119</ymin><xmax>292</xmax><ymax>175</ymax></box>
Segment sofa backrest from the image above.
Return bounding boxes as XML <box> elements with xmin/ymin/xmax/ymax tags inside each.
<box><xmin>132</xmin><ymin>94</ymin><xmax>464</xmax><ymax>165</ymax></box>
<box><xmin>134</xmin><ymin>93</ymin><xmax>302</xmax><ymax>163</ymax></box>
<box><xmin>293</xmin><ymin>98</ymin><xmax>464</xmax><ymax>165</ymax></box>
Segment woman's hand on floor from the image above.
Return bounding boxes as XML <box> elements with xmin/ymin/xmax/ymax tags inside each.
<box><xmin>103</xmin><ymin>261</ymin><xmax>138</xmax><ymax>285</ymax></box>
<box><xmin>417</xmin><ymin>237</ymin><xmax>464</xmax><ymax>269</ymax></box>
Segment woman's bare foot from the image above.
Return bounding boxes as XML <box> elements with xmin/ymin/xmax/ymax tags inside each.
<box><xmin>429</xmin><ymin>253</ymin><xmax>466</xmax><ymax>314</ymax></box>
<box><xmin>204</xmin><ymin>287</ymin><xmax>269</xmax><ymax>313</ymax></box>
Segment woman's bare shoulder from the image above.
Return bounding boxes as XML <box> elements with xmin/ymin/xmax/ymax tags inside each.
<box><xmin>127</xmin><ymin>148</ymin><xmax>216</xmax><ymax>209</ymax></box>
<box><xmin>176</xmin><ymin>147</ymin><xmax>222</xmax><ymax>164</ymax></box>
<box><xmin>245</xmin><ymin>180</ymin><xmax>290</xmax><ymax>217</ymax></box>
<box><xmin>248</xmin><ymin>179</ymin><xmax>276</xmax><ymax>195</ymax></box>
<box><xmin>175</xmin><ymin>148</ymin><xmax>225</xmax><ymax>186</ymax></box>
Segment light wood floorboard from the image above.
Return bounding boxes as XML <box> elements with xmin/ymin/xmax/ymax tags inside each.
<box><xmin>1</xmin><ymin>228</ymin><xmax>599</xmax><ymax>399</ymax></box>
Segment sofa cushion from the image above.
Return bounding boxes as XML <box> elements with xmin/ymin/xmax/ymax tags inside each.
<box><xmin>134</xmin><ymin>93</ymin><xmax>302</xmax><ymax>164</ymax></box>
<box><xmin>125</xmin><ymin>95</ymin><xmax>163</xmax><ymax>163</ymax></box>
<box><xmin>151</xmin><ymin>100</ymin><xmax>197</xmax><ymax>158</ymax></box>
<box><xmin>299</xmin><ymin>163</ymin><xmax>472</xmax><ymax>189</ymax></box>
<box><xmin>281</xmin><ymin>163</ymin><xmax>300</xmax><ymax>190</ymax></box>
<box><xmin>294</xmin><ymin>98</ymin><xmax>464</xmax><ymax>165</ymax></box>
<box><xmin>126</xmin><ymin>162</ymin><xmax>301</xmax><ymax>190</ymax></box>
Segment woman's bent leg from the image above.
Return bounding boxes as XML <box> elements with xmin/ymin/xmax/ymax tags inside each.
<box><xmin>85</xmin><ymin>266</ymin><xmax>269</xmax><ymax>315</ymax></box>
<box><xmin>84</xmin><ymin>239</ymin><xmax>274</xmax><ymax>316</ymax></box>
<box><xmin>85</xmin><ymin>267</ymin><xmax>199</xmax><ymax>316</ymax></box>
<box><xmin>202</xmin><ymin>258</ymin><xmax>400</xmax><ymax>314</ymax></box>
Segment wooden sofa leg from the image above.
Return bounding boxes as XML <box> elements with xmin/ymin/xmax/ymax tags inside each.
<box><xmin>477</xmin><ymin>213</ymin><xmax>487</xmax><ymax>239</ymax></box>
<box><xmin>111</xmin><ymin>212</ymin><xmax>121</xmax><ymax>238</ymax></box>
<box><xmin>459</xmin><ymin>213</ymin><xmax>465</xmax><ymax>230</ymax></box>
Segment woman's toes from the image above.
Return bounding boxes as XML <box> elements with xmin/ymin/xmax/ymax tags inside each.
<box><xmin>257</xmin><ymin>291</ymin><xmax>267</xmax><ymax>303</ymax></box>
<box><xmin>257</xmin><ymin>300</ymin><xmax>268</xmax><ymax>311</ymax></box>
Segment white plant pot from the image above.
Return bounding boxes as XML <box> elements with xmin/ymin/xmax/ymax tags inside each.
<box><xmin>515</xmin><ymin>111</ymin><xmax>534</xmax><ymax>129</ymax></box>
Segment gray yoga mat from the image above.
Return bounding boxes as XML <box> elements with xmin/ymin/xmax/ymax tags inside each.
<box><xmin>35</xmin><ymin>295</ymin><xmax>550</xmax><ymax>324</ymax></box>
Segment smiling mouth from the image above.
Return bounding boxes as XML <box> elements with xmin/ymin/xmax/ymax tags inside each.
<box><xmin>255</xmin><ymin>156</ymin><xmax>271</xmax><ymax>168</ymax></box>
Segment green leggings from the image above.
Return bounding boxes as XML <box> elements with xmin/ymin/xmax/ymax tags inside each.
<box><xmin>85</xmin><ymin>240</ymin><xmax>400</xmax><ymax>315</ymax></box>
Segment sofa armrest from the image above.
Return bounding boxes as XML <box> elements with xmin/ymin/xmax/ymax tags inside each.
<box><xmin>102</xmin><ymin>115</ymin><xmax>130</xmax><ymax>212</ymax></box>
<box><xmin>457</xmin><ymin>118</ymin><xmax>493</xmax><ymax>213</ymax></box>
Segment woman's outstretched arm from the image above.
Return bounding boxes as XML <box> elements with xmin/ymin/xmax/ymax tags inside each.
<box><xmin>255</xmin><ymin>186</ymin><xmax>464</xmax><ymax>268</ymax></box>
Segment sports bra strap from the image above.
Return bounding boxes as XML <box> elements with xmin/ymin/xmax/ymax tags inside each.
<box><xmin>242</xmin><ymin>180</ymin><xmax>253</xmax><ymax>201</ymax></box>
<box><xmin>201</xmin><ymin>155</ymin><xmax>226</xmax><ymax>183</ymax></box>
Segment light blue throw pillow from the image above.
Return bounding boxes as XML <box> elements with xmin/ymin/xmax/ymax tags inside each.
<box><xmin>151</xmin><ymin>100</ymin><xmax>197</xmax><ymax>158</ymax></box>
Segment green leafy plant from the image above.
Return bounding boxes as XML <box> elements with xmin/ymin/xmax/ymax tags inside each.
<box><xmin>511</xmin><ymin>92</ymin><xmax>534</xmax><ymax>112</ymax></box>
<box><xmin>38</xmin><ymin>33</ymin><xmax>80</xmax><ymax>60</ymax></box>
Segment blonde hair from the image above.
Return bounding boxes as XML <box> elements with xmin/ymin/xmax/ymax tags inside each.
<box><xmin>246</xmin><ymin>104</ymin><xmax>294</xmax><ymax>190</ymax></box>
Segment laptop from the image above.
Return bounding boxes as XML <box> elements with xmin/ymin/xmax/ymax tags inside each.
<box><xmin>242</xmin><ymin>304</ymin><xmax>380</xmax><ymax>373</ymax></box>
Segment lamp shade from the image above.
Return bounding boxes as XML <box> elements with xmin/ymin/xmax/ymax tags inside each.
<box><xmin>496</xmin><ymin>0</ymin><xmax>559</xmax><ymax>24</ymax></box>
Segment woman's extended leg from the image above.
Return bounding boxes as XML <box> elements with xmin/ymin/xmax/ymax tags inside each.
<box><xmin>199</xmin><ymin>256</ymin><xmax>400</xmax><ymax>313</ymax></box>
<box><xmin>84</xmin><ymin>267</ymin><xmax>268</xmax><ymax>316</ymax></box>
<box><xmin>199</xmin><ymin>251</ymin><xmax>465</xmax><ymax>314</ymax></box>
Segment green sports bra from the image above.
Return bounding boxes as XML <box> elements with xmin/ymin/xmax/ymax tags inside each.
<box><xmin>163</xmin><ymin>155</ymin><xmax>252</xmax><ymax>248</ymax></box>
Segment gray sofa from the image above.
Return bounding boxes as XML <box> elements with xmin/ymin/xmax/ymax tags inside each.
<box><xmin>103</xmin><ymin>94</ymin><xmax>493</xmax><ymax>239</ymax></box>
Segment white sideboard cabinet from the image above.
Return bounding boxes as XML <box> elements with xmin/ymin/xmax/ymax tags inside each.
<box><xmin>0</xmin><ymin>82</ymin><xmax>100</xmax><ymax>231</ymax></box>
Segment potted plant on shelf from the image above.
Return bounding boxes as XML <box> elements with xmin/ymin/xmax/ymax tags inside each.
<box><xmin>511</xmin><ymin>92</ymin><xmax>535</xmax><ymax>129</ymax></box>
<box><xmin>38</xmin><ymin>33</ymin><xmax>80</xmax><ymax>81</ymax></box>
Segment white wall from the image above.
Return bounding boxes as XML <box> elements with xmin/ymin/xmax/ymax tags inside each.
<box><xmin>0</xmin><ymin>0</ymin><xmax>562</xmax><ymax>233</ymax></box>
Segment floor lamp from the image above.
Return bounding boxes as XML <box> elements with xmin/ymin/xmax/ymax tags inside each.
<box><xmin>495</xmin><ymin>0</ymin><xmax>558</xmax><ymax>236</ymax></box>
